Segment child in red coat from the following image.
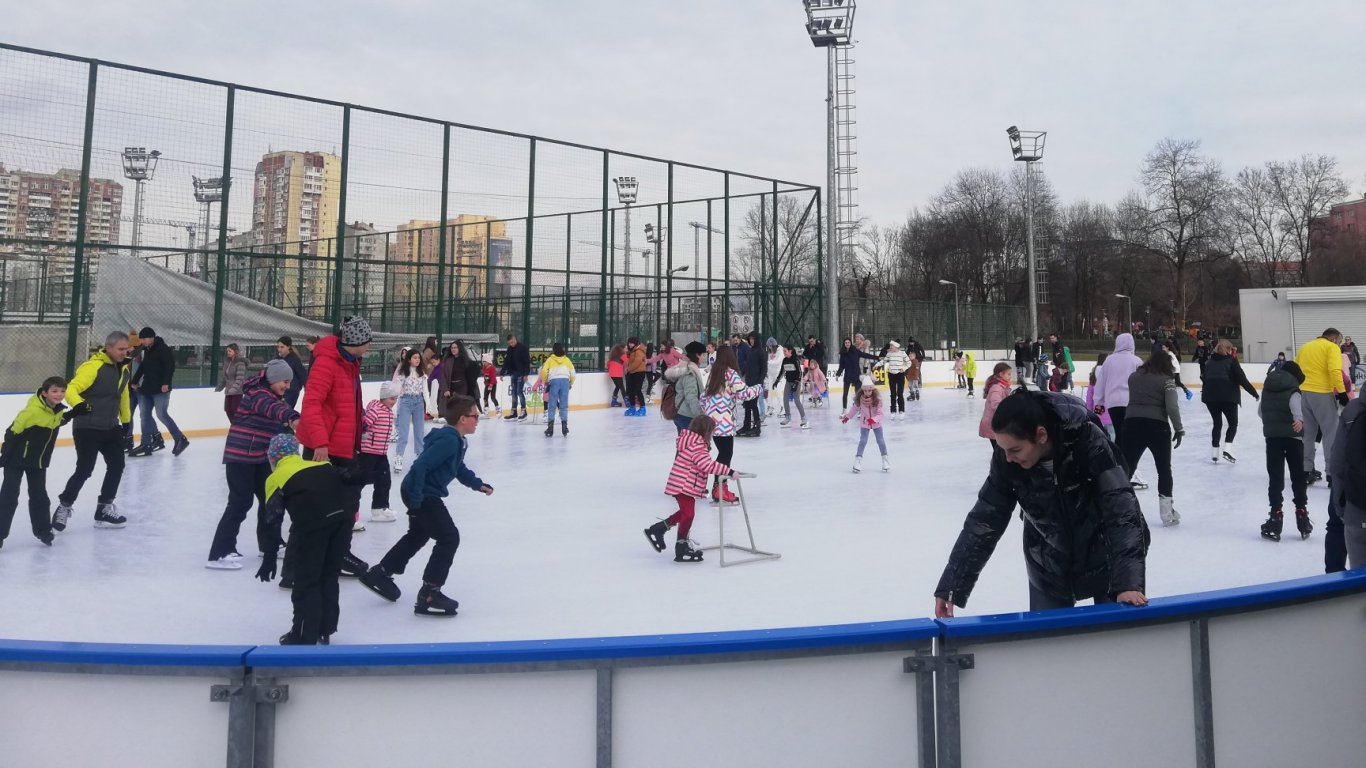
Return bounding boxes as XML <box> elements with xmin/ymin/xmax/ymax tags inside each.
<box><xmin>643</xmin><ymin>414</ymin><xmax>735</xmax><ymax>562</ymax></box>
<box><xmin>480</xmin><ymin>356</ymin><xmax>501</xmax><ymax>418</ymax></box>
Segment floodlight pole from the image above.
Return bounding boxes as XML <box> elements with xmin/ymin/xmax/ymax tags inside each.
<box><xmin>826</xmin><ymin>44</ymin><xmax>839</xmax><ymax>356</ymax></box>
<box><xmin>1007</xmin><ymin>126</ymin><xmax>1046</xmax><ymax>345</ymax></box>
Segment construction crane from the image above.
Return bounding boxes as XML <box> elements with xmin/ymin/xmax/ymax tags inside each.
<box><xmin>687</xmin><ymin>221</ymin><xmax>725</xmax><ymax>280</ymax></box>
<box><xmin>119</xmin><ymin>216</ymin><xmax>238</xmax><ymax>246</ymax></box>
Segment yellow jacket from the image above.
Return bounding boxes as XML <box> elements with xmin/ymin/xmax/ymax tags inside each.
<box><xmin>1295</xmin><ymin>337</ymin><xmax>1343</xmax><ymax>394</ymax></box>
<box><xmin>539</xmin><ymin>354</ymin><xmax>577</xmax><ymax>384</ymax></box>
<box><xmin>964</xmin><ymin>352</ymin><xmax>977</xmax><ymax>378</ymax></box>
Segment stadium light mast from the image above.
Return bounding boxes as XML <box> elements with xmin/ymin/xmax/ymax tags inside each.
<box><xmin>614</xmin><ymin>176</ymin><xmax>638</xmax><ymax>293</ymax></box>
<box><xmin>804</xmin><ymin>0</ymin><xmax>855</xmax><ymax>356</ymax></box>
<box><xmin>121</xmin><ymin>147</ymin><xmax>161</xmax><ymax>259</ymax></box>
<box><xmin>192</xmin><ymin>175</ymin><xmax>225</xmax><ymax>280</ymax></box>
<box><xmin>1007</xmin><ymin>126</ymin><xmax>1046</xmax><ymax>343</ymax></box>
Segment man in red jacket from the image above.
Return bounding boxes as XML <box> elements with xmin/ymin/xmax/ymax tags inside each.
<box><xmin>295</xmin><ymin>316</ymin><xmax>373</xmax><ymax>578</ymax></box>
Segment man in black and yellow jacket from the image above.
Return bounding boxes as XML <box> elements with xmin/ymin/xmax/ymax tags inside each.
<box><xmin>54</xmin><ymin>331</ymin><xmax>133</xmax><ymax>531</ymax></box>
<box><xmin>256</xmin><ymin>433</ymin><xmax>351</xmax><ymax>645</ymax></box>
<box><xmin>0</xmin><ymin>377</ymin><xmax>90</xmax><ymax>547</ymax></box>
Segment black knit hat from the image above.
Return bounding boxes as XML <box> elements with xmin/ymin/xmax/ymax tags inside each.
<box><xmin>1281</xmin><ymin>361</ymin><xmax>1305</xmax><ymax>384</ymax></box>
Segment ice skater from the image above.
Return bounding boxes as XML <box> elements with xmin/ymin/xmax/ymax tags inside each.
<box><xmin>207</xmin><ymin>360</ymin><xmax>300</xmax><ymax>569</ymax></box>
<box><xmin>842</xmin><ymin>376</ymin><xmax>889</xmax><ymax>472</ymax></box>
<box><xmin>881</xmin><ymin>340</ymin><xmax>912</xmax><ymax>419</ymax></box>
<box><xmin>481</xmin><ymin>354</ymin><xmax>501</xmax><ymax>418</ymax></box>
<box><xmin>215</xmin><ymin>344</ymin><xmax>247</xmax><ymax>422</ymax></box>
<box><xmin>53</xmin><ymin>331</ymin><xmax>133</xmax><ymax>531</ymax></box>
<box><xmin>256</xmin><ymin>434</ymin><xmax>351</xmax><ymax>645</ymax></box>
<box><xmin>1121</xmin><ymin>350</ymin><xmax>1186</xmax><ymax>526</ymax></box>
<box><xmin>539</xmin><ymin>342</ymin><xmax>576</xmax><ymax>437</ymax></box>
<box><xmin>356</xmin><ymin>381</ymin><xmax>400</xmax><ymax>528</ymax></box>
<box><xmin>964</xmin><ymin>351</ymin><xmax>977</xmax><ymax>398</ymax></box>
<box><xmin>1201</xmin><ymin>339</ymin><xmax>1259</xmax><ymax>464</ymax></box>
<box><xmin>701</xmin><ymin>345</ymin><xmax>763</xmax><ymax>503</ymax></box>
<box><xmin>806</xmin><ymin>358</ymin><xmax>827</xmax><ymax>408</ymax></box>
<box><xmin>607</xmin><ymin>344</ymin><xmax>627</xmax><ymax>407</ymax></box>
<box><xmin>391</xmin><ymin>349</ymin><xmax>427</xmax><ymax>472</ymax></box>
<box><xmin>643</xmin><ymin>414</ymin><xmax>736</xmax><ymax>563</ymax></box>
<box><xmin>0</xmin><ymin>377</ymin><xmax>90</xmax><ymax>549</ymax></box>
<box><xmin>128</xmin><ymin>326</ymin><xmax>189</xmax><ymax>457</ymax></box>
<box><xmin>952</xmin><ymin>352</ymin><xmax>966</xmax><ymax>389</ymax></box>
<box><xmin>771</xmin><ymin>345</ymin><xmax>809</xmax><ymax>429</ymax></box>
<box><xmin>360</xmin><ymin>395</ymin><xmax>493</xmax><ymax>616</ymax></box>
<box><xmin>1259</xmin><ymin>361</ymin><xmax>1311</xmax><ymax>542</ymax></box>
<box><xmin>979</xmin><ymin>363</ymin><xmax>1013</xmax><ymax>450</ymax></box>
<box><xmin>1085</xmin><ymin>353</ymin><xmax>1113</xmax><ymax>439</ymax></box>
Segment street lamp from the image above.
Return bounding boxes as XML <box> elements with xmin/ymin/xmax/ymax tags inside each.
<box><xmin>939</xmin><ymin>278</ymin><xmax>960</xmax><ymax>351</ymax></box>
<box><xmin>804</xmin><ymin>0</ymin><xmax>854</xmax><ymax>369</ymax></box>
<box><xmin>1006</xmin><ymin>126</ymin><xmax>1046</xmax><ymax>344</ymax></box>
<box><xmin>613</xmin><ymin>176</ymin><xmax>637</xmax><ymax>292</ymax></box>
<box><xmin>1114</xmin><ymin>293</ymin><xmax>1132</xmax><ymax>332</ymax></box>
<box><xmin>121</xmin><ymin>147</ymin><xmax>161</xmax><ymax>259</ymax></box>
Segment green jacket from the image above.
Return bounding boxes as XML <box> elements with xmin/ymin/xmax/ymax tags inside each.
<box><xmin>1</xmin><ymin>393</ymin><xmax>86</xmax><ymax>469</ymax></box>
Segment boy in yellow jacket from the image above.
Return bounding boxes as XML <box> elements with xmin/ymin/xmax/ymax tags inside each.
<box><xmin>0</xmin><ymin>377</ymin><xmax>91</xmax><ymax>547</ymax></box>
<box><xmin>538</xmin><ymin>342</ymin><xmax>576</xmax><ymax>437</ymax></box>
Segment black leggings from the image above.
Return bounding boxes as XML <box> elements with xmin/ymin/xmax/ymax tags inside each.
<box><xmin>1108</xmin><ymin>406</ymin><xmax>1128</xmax><ymax>459</ymax></box>
<box><xmin>1205</xmin><ymin>401</ymin><xmax>1238</xmax><ymax>446</ymax></box>
<box><xmin>483</xmin><ymin>384</ymin><xmax>499</xmax><ymax>408</ymax></box>
<box><xmin>713</xmin><ymin>435</ymin><xmax>734</xmax><ymax>489</ymax></box>
<box><xmin>1265</xmin><ymin>437</ymin><xmax>1307</xmax><ymax>509</ymax></box>
<box><xmin>842</xmin><ymin>380</ymin><xmax>858</xmax><ymax>409</ymax></box>
<box><xmin>888</xmin><ymin>372</ymin><xmax>906</xmax><ymax>413</ymax></box>
<box><xmin>626</xmin><ymin>372</ymin><xmax>646</xmax><ymax>407</ymax></box>
<box><xmin>611</xmin><ymin>377</ymin><xmax>626</xmax><ymax>400</ymax></box>
<box><xmin>1121</xmin><ymin>418</ymin><xmax>1173</xmax><ymax>497</ymax></box>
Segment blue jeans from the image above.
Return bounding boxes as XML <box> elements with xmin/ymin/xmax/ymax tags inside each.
<box><xmin>545</xmin><ymin>379</ymin><xmax>570</xmax><ymax>423</ymax></box>
<box><xmin>509</xmin><ymin>375</ymin><xmax>527</xmax><ymax>411</ymax></box>
<box><xmin>139</xmin><ymin>391</ymin><xmax>184</xmax><ymax>443</ymax></box>
<box><xmin>394</xmin><ymin>394</ymin><xmax>425</xmax><ymax>458</ymax></box>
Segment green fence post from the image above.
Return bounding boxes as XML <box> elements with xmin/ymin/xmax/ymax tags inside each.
<box><xmin>665</xmin><ymin>162</ymin><xmax>674</xmax><ymax>340</ymax></box>
<box><xmin>706</xmin><ymin>198</ymin><xmax>713</xmax><ymax>341</ymax></box>
<box><xmin>599</xmin><ymin>150</ymin><xmax>609</xmax><ymax>368</ymax></box>
<box><xmin>65</xmin><ymin>61</ymin><xmax>99</xmax><ymax>378</ymax></box>
<box><xmin>654</xmin><ymin>204</ymin><xmax>663</xmax><ymax>343</ymax></box>
<box><xmin>381</xmin><ymin>232</ymin><xmax>390</xmax><ymax>329</ymax></box>
<box><xmin>484</xmin><ymin>220</ymin><xmax>492</xmax><ymax>325</ymax></box>
<box><xmin>723</xmin><ymin>173</ymin><xmax>730</xmax><ymax>340</ymax></box>
<box><xmin>563</xmin><ymin>214</ymin><xmax>571</xmax><ymax>343</ymax></box>
<box><xmin>523</xmin><ymin>139</ymin><xmax>535</xmax><ymax>344</ymax></box>
<box><xmin>815</xmin><ymin>190</ymin><xmax>824</xmax><ymax>341</ymax></box>
<box><xmin>209</xmin><ymin>86</ymin><xmax>235</xmax><ymax>383</ymax></box>
<box><xmin>331</xmin><ymin>105</ymin><xmax>351</xmax><ymax>328</ymax></box>
<box><xmin>437</xmin><ymin>124</ymin><xmax>450</xmax><ymax>342</ymax></box>
<box><xmin>771</xmin><ymin>181</ymin><xmax>779</xmax><ymax>339</ymax></box>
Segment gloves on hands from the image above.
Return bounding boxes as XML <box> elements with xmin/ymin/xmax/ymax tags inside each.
<box><xmin>1172</xmin><ymin>430</ymin><xmax>1184</xmax><ymax>449</ymax></box>
<box><xmin>1184</xmin><ymin>389</ymin><xmax>1193</xmax><ymax>401</ymax></box>
<box><xmin>1336</xmin><ymin>392</ymin><xmax>1350</xmax><ymax>407</ymax></box>
<box><xmin>256</xmin><ymin>552</ymin><xmax>278</xmax><ymax>583</ymax></box>
<box><xmin>68</xmin><ymin>402</ymin><xmax>93</xmax><ymax>417</ymax></box>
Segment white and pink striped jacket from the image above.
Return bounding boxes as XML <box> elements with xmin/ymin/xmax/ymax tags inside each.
<box><xmin>664</xmin><ymin>429</ymin><xmax>731</xmax><ymax>498</ymax></box>
<box><xmin>701</xmin><ymin>367</ymin><xmax>763</xmax><ymax>437</ymax></box>
<box><xmin>359</xmin><ymin>399</ymin><xmax>395</xmax><ymax>456</ymax></box>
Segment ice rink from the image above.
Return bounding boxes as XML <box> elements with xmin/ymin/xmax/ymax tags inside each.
<box><xmin>0</xmin><ymin>384</ymin><xmax>1328</xmax><ymax>646</ymax></box>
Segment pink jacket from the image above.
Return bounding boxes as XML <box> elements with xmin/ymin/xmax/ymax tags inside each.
<box><xmin>1085</xmin><ymin>383</ymin><xmax>1112</xmax><ymax>426</ymax></box>
<box><xmin>664</xmin><ymin>429</ymin><xmax>731</xmax><ymax>498</ymax></box>
<box><xmin>843</xmin><ymin>396</ymin><xmax>884</xmax><ymax>429</ymax></box>
<box><xmin>953</xmin><ymin>358</ymin><xmax>965</xmax><ymax>374</ymax></box>
<box><xmin>359</xmin><ymin>399</ymin><xmax>394</xmax><ymax>456</ymax></box>
<box><xmin>979</xmin><ymin>377</ymin><xmax>1010</xmax><ymax>439</ymax></box>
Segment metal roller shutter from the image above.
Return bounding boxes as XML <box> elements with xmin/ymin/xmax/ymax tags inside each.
<box><xmin>1289</xmin><ymin>300</ymin><xmax>1366</xmax><ymax>352</ymax></box>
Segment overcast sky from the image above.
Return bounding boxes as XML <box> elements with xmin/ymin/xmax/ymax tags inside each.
<box><xmin>7</xmin><ymin>0</ymin><xmax>1366</xmax><ymax>230</ymax></box>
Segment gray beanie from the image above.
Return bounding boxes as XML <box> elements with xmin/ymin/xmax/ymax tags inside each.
<box><xmin>265</xmin><ymin>359</ymin><xmax>293</xmax><ymax>384</ymax></box>
<box><xmin>338</xmin><ymin>316</ymin><xmax>373</xmax><ymax>346</ymax></box>
<box><xmin>379</xmin><ymin>380</ymin><xmax>402</xmax><ymax>399</ymax></box>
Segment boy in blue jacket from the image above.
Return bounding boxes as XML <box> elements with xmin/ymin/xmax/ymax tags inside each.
<box><xmin>360</xmin><ymin>395</ymin><xmax>493</xmax><ymax>616</ymax></box>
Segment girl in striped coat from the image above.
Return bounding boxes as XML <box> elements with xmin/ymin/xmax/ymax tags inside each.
<box><xmin>354</xmin><ymin>381</ymin><xmax>401</xmax><ymax>529</ymax></box>
<box><xmin>643</xmin><ymin>414</ymin><xmax>735</xmax><ymax>562</ymax></box>
<box><xmin>700</xmin><ymin>345</ymin><xmax>763</xmax><ymax>505</ymax></box>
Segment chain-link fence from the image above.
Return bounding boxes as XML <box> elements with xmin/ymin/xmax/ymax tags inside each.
<box><xmin>842</xmin><ymin>296</ymin><xmax>1028</xmax><ymax>356</ymax></box>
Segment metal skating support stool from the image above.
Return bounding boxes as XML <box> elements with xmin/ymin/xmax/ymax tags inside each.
<box><xmin>704</xmin><ymin>472</ymin><xmax>781</xmax><ymax>567</ymax></box>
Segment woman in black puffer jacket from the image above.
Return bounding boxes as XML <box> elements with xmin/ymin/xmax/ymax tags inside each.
<box><xmin>934</xmin><ymin>390</ymin><xmax>1150</xmax><ymax>615</ymax></box>
<box><xmin>1200</xmin><ymin>339</ymin><xmax>1259</xmax><ymax>464</ymax></box>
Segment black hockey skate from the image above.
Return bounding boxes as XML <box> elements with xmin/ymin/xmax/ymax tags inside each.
<box><xmin>414</xmin><ymin>584</ymin><xmax>459</xmax><ymax>616</ymax></box>
<box><xmin>561</xmin><ymin>421</ymin><xmax>568</xmax><ymax>436</ymax></box>
<box><xmin>1260</xmin><ymin>509</ymin><xmax>1283</xmax><ymax>542</ymax></box>
<box><xmin>360</xmin><ymin>566</ymin><xmax>401</xmax><ymax>601</ymax></box>
<box><xmin>339</xmin><ymin>551</ymin><xmax>369</xmax><ymax>578</ymax></box>
<box><xmin>1294</xmin><ymin>507</ymin><xmax>1313</xmax><ymax>540</ymax></box>
<box><xmin>644</xmin><ymin>521</ymin><xmax>669</xmax><ymax>553</ymax></box>
<box><xmin>93</xmin><ymin>502</ymin><xmax>127</xmax><ymax>528</ymax></box>
<box><xmin>544</xmin><ymin>423</ymin><xmax>554</xmax><ymax>437</ymax></box>
<box><xmin>674</xmin><ymin>539</ymin><xmax>704</xmax><ymax>563</ymax></box>
<box><xmin>149</xmin><ymin>434</ymin><xmax>167</xmax><ymax>453</ymax></box>
<box><xmin>127</xmin><ymin>442</ymin><xmax>156</xmax><ymax>458</ymax></box>
<box><xmin>278</xmin><ymin>631</ymin><xmax>309</xmax><ymax>646</ymax></box>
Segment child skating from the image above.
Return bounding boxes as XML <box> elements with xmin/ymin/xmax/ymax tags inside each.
<box><xmin>771</xmin><ymin>345</ymin><xmax>809</xmax><ymax>429</ymax></box>
<box><xmin>643</xmin><ymin>414</ymin><xmax>736</xmax><ymax>563</ymax></box>
<box><xmin>953</xmin><ymin>352</ymin><xmax>966</xmax><ymax>390</ymax></box>
<box><xmin>0</xmin><ymin>377</ymin><xmax>90</xmax><ymax>548</ymax></box>
<box><xmin>356</xmin><ymin>381</ymin><xmax>400</xmax><ymax>528</ymax></box>
<box><xmin>481</xmin><ymin>355</ymin><xmax>501</xmax><ymax>418</ymax></box>
<box><xmin>1259</xmin><ymin>361</ymin><xmax>1311</xmax><ymax>541</ymax></box>
<box><xmin>964</xmin><ymin>351</ymin><xmax>978</xmax><ymax>398</ymax></box>
<box><xmin>842</xmin><ymin>376</ymin><xmax>889</xmax><ymax>472</ymax></box>
<box><xmin>806</xmin><ymin>358</ymin><xmax>828</xmax><ymax>408</ymax></box>
<box><xmin>360</xmin><ymin>395</ymin><xmax>493</xmax><ymax>616</ymax></box>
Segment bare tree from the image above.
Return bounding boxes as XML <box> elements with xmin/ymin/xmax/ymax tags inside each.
<box><xmin>1266</xmin><ymin>154</ymin><xmax>1349</xmax><ymax>284</ymax></box>
<box><xmin>1228</xmin><ymin>166</ymin><xmax>1290</xmax><ymax>287</ymax></box>
<box><xmin>1129</xmin><ymin>138</ymin><xmax>1227</xmax><ymax>329</ymax></box>
<box><xmin>848</xmin><ymin>222</ymin><xmax>902</xmax><ymax>298</ymax></box>
<box><xmin>733</xmin><ymin>194</ymin><xmax>821</xmax><ymax>286</ymax></box>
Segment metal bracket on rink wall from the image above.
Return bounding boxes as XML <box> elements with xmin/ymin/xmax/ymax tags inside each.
<box><xmin>212</xmin><ymin>671</ymin><xmax>289</xmax><ymax>768</ymax></box>
<box><xmin>703</xmin><ymin>472</ymin><xmax>782</xmax><ymax>566</ymax></box>
<box><xmin>904</xmin><ymin>648</ymin><xmax>976</xmax><ymax>768</ymax></box>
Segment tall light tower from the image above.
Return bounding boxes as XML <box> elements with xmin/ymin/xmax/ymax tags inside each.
<box><xmin>804</xmin><ymin>0</ymin><xmax>855</xmax><ymax>354</ymax></box>
<box><xmin>613</xmin><ymin>176</ymin><xmax>638</xmax><ymax>292</ymax></box>
<box><xmin>1007</xmin><ymin>126</ymin><xmax>1046</xmax><ymax>343</ymax></box>
<box><xmin>121</xmin><ymin>147</ymin><xmax>161</xmax><ymax>259</ymax></box>
<box><xmin>192</xmin><ymin>175</ymin><xmax>225</xmax><ymax>281</ymax></box>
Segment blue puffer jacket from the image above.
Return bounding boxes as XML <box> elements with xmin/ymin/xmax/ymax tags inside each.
<box><xmin>401</xmin><ymin>426</ymin><xmax>486</xmax><ymax>501</ymax></box>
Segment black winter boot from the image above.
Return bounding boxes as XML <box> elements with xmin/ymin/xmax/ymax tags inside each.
<box><xmin>1260</xmin><ymin>508</ymin><xmax>1283</xmax><ymax>542</ymax></box>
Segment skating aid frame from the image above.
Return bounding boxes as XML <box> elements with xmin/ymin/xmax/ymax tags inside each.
<box><xmin>703</xmin><ymin>472</ymin><xmax>781</xmax><ymax>567</ymax></box>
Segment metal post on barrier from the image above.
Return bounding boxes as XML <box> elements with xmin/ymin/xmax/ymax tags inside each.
<box><xmin>213</xmin><ymin>670</ymin><xmax>288</xmax><ymax>768</ymax></box>
<box><xmin>933</xmin><ymin>647</ymin><xmax>974</xmax><ymax>768</ymax></box>
<box><xmin>596</xmin><ymin>666</ymin><xmax>613</xmax><ymax>768</ymax></box>
<box><xmin>902</xmin><ymin>648</ymin><xmax>940</xmax><ymax>768</ymax></box>
<box><xmin>1190</xmin><ymin>619</ymin><xmax>1216</xmax><ymax>768</ymax></box>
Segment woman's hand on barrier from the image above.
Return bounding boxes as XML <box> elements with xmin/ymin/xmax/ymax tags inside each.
<box><xmin>934</xmin><ymin>596</ymin><xmax>954</xmax><ymax>619</ymax></box>
<box><xmin>1115</xmin><ymin>590</ymin><xmax>1148</xmax><ymax>607</ymax></box>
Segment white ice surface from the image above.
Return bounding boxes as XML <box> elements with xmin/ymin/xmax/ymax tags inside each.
<box><xmin>0</xmin><ymin>386</ymin><xmax>1327</xmax><ymax>646</ymax></box>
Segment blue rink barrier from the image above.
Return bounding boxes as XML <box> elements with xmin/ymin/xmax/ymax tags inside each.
<box><xmin>3</xmin><ymin>571</ymin><xmax>1365</xmax><ymax>768</ymax></box>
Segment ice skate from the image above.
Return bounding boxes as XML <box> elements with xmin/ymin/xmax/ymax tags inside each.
<box><xmin>644</xmin><ymin>521</ymin><xmax>669</xmax><ymax>553</ymax></box>
<box><xmin>674</xmin><ymin>539</ymin><xmax>704</xmax><ymax>563</ymax></box>
<box><xmin>51</xmin><ymin>503</ymin><xmax>73</xmax><ymax>532</ymax></box>
<box><xmin>800</xmin><ymin>421</ymin><xmax>810</xmax><ymax>430</ymax></box>
<box><xmin>779</xmin><ymin>419</ymin><xmax>791</xmax><ymax>428</ymax></box>
<box><xmin>610</xmin><ymin>397</ymin><xmax>620</xmax><ymax>408</ymax></box>
<box><xmin>149</xmin><ymin>434</ymin><xmax>166</xmax><ymax>453</ymax></box>
<box><xmin>37</xmin><ymin>532</ymin><xmax>53</xmax><ymax>546</ymax></box>
<box><xmin>545</xmin><ymin>423</ymin><xmax>554</xmax><ymax>437</ymax></box>
<box><xmin>1131</xmin><ymin>471</ymin><xmax>1149</xmax><ymax>491</ymax></box>
<box><xmin>392</xmin><ymin>456</ymin><xmax>403</xmax><ymax>473</ymax></box>
<box><xmin>1158</xmin><ymin>496</ymin><xmax>1180</xmax><ymax>527</ymax></box>
<box><xmin>127</xmin><ymin>442</ymin><xmax>155</xmax><ymax>458</ymax></box>
<box><xmin>369</xmin><ymin>508</ymin><xmax>397</xmax><ymax>523</ymax></box>
<box><xmin>503</xmin><ymin>410</ymin><xmax>518</xmax><ymax>421</ymax></box>
<box><xmin>205</xmin><ymin>557</ymin><xmax>242</xmax><ymax>570</ymax></box>
<box><xmin>414</xmin><ymin>584</ymin><xmax>459</xmax><ymax>616</ymax></box>
<box><xmin>278</xmin><ymin>631</ymin><xmax>310</xmax><ymax>646</ymax></box>
<box><xmin>171</xmin><ymin>436</ymin><xmax>190</xmax><ymax>456</ymax></box>
<box><xmin>1307</xmin><ymin>469</ymin><xmax>1323</xmax><ymax>484</ymax></box>
<box><xmin>1210</xmin><ymin>445</ymin><xmax>1220</xmax><ymax>463</ymax></box>
<box><xmin>360</xmin><ymin>566</ymin><xmax>401</xmax><ymax>601</ymax></box>
<box><xmin>882</xmin><ymin>455</ymin><xmax>891</xmax><ymax>472</ymax></box>
<box><xmin>352</xmin><ymin>519</ymin><xmax>366</xmax><ymax>533</ymax></box>
<box><xmin>852</xmin><ymin>455</ymin><xmax>863</xmax><ymax>473</ymax></box>
<box><xmin>1294</xmin><ymin>507</ymin><xmax>1313</xmax><ymax>540</ymax></box>
<box><xmin>1260</xmin><ymin>509</ymin><xmax>1283</xmax><ymax>542</ymax></box>
<box><xmin>561</xmin><ymin>421</ymin><xmax>568</xmax><ymax>437</ymax></box>
<box><xmin>1221</xmin><ymin>444</ymin><xmax>1237</xmax><ymax>464</ymax></box>
<box><xmin>339</xmin><ymin>551</ymin><xmax>369</xmax><ymax>578</ymax></box>
<box><xmin>517</xmin><ymin>410</ymin><xmax>529</xmax><ymax>421</ymax></box>
<box><xmin>93</xmin><ymin>502</ymin><xmax>126</xmax><ymax>529</ymax></box>
<box><xmin>719</xmin><ymin>483</ymin><xmax>739</xmax><ymax>505</ymax></box>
